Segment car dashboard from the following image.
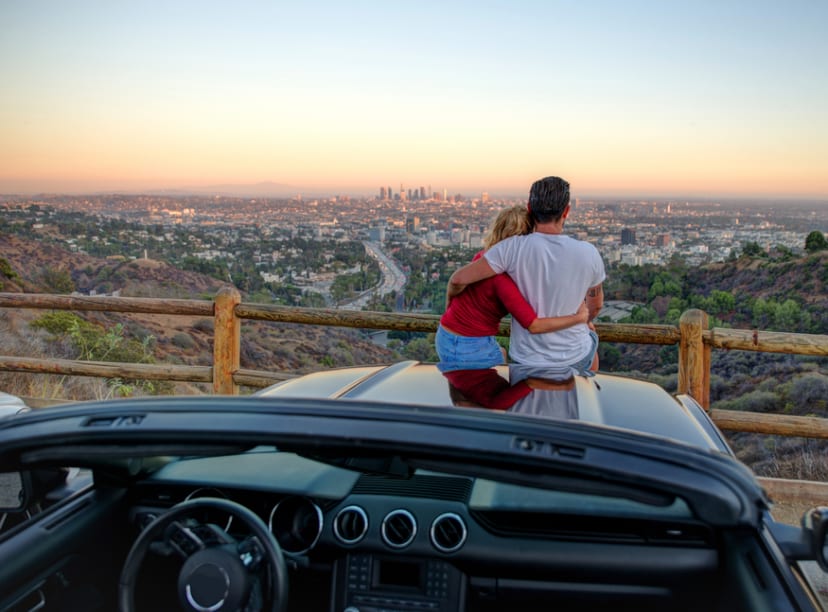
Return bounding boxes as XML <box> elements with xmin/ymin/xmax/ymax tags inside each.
<box><xmin>124</xmin><ymin>449</ymin><xmax>729</xmax><ymax>612</ymax></box>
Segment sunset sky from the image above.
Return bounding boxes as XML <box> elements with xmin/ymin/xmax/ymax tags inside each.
<box><xmin>2</xmin><ymin>1</ymin><xmax>826</xmax><ymax>200</ymax></box>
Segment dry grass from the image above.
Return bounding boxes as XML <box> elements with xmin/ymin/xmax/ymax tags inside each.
<box><xmin>769</xmin><ymin>499</ymin><xmax>812</xmax><ymax>526</ymax></box>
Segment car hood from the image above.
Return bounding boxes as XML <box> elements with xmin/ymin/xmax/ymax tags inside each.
<box><xmin>256</xmin><ymin>361</ymin><xmax>724</xmax><ymax>451</ymax></box>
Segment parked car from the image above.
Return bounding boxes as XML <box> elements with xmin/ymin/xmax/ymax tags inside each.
<box><xmin>0</xmin><ymin>390</ymin><xmax>29</xmax><ymax>418</ymax></box>
<box><xmin>0</xmin><ymin>362</ymin><xmax>825</xmax><ymax>611</ymax></box>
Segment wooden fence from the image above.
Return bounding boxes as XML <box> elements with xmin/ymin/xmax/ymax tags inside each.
<box><xmin>1</xmin><ymin>288</ymin><xmax>827</xmax><ymax>504</ymax></box>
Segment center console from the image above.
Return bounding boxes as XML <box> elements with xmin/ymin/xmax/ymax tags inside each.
<box><xmin>332</xmin><ymin>553</ymin><xmax>466</xmax><ymax>612</ymax></box>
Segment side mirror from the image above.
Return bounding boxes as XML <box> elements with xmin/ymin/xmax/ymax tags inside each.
<box><xmin>0</xmin><ymin>472</ymin><xmax>31</xmax><ymax>512</ymax></box>
<box><xmin>803</xmin><ymin>506</ymin><xmax>828</xmax><ymax>572</ymax></box>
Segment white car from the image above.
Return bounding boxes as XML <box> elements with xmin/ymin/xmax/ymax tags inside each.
<box><xmin>0</xmin><ymin>391</ymin><xmax>28</xmax><ymax>418</ymax></box>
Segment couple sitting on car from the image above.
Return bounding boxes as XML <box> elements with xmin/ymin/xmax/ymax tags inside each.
<box><xmin>438</xmin><ymin>176</ymin><xmax>605</xmax><ymax>379</ymax></box>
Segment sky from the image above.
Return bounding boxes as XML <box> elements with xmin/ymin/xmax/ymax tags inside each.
<box><xmin>1</xmin><ymin>1</ymin><xmax>827</xmax><ymax>200</ymax></box>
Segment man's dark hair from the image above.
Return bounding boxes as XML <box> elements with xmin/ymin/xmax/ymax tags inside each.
<box><xmin>528</xmin><ymin>176</ymin><xmax>570</xmax><ymax>223</ymax></box>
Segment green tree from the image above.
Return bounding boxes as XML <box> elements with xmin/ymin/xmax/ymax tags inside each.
<box><xmin>40</xmin><ymin>266</ymin><xmax>75</xmax><ymax>293</ymax></box>
<box><xmin>771</xmin><ymin>244</ymin><xmax>794</xmax><ymax>261</ymax></box>
<box><xmin>709</xmin><ymin>290</ymin><xmax>735</xmax><ymax>315</ymax></box>
<box><xmin>0</xmin><ymin>257</ymin><xmax>20</xmax><ymax>281</ymax></box>
<box><xmin>741</xmin><ymin>241</ymin><xmax>765</xmax><ymax>258</ymax></box>
<box><xmin>774</xmin><ymin>299</ymin><xmax>802</xmax><ymax>331</ymax></box>
<box><xmin>598</xmin><ymin>344</ymin><xmax>621</xmax><ymax>369</ymax></box>
<box><xmin>402</xmin><ymin>336</ymin><xmax>438</xmax><ymax>362</ymax></box>
<box><xmin>805</xmin><ymin>230</ymin><xmax>827</xmax><ymax>253</ymax></box>
<box><xmin>647</xmin><ymin>278</ymin><xmax>664</xmax><ymax>300</ymax></box>
<box><xmin>626</xmin><ymin>305</ymin><xmax>659</xmax><ymax>324</ymax></box>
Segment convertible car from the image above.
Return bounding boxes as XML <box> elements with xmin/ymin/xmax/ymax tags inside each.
<box><xmin>0</xmin><ymin>361</ymin><xmax>826</xmax><ymax>611</ymax></box>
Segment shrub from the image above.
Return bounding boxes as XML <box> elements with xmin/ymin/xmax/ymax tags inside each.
<box><xmin>29</xmin><ymin>313</ymin><xmax>162</xmax><ymax>395</ymax></box>
<box><xmin>713</xmin><ymin>390</ymin><xmax>780</xmax><ymax>413</ymax></box>
<box><xmin>171</xmin><ymin>333</ymin><xmax>196</xmax><ymax>350</ymax></box>
<box><xmin>0</xmin><ymin>257</ymin><xmax>20</xmax><ymax>280</ymax></box>
<box><xmin>30</xmin><ymin>311</ymin><xmax>84</xmax><ymax>336</ymax></box>
<box><xmin>193</xmin><ymin>318</ymin><xmax>214</xmax><ymax>333</ymax></box>
<box><xmin>40</xmin><ymin>266</ymin><xmax>75</xmax><ymax>293</ymax></box>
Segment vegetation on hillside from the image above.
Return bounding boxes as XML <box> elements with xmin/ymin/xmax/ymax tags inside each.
<box><xmin>29</xmin><ymin>311</ymin><xmax>171</xmax><ymax>397</ymax></box>
<box><xmin>597</xmin><ymin>243</ymin><xmax>827</xmax><ymax>481</ymax></box>
<box><xmin>0</xmin><ymin>232</ymin><xmax>398</xmax><ymax>400</ymax></box>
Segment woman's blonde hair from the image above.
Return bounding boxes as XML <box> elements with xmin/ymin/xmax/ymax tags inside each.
<box><xmin>482</xmin><ymin>205</ymin><xmax>534</xmax><ymax>249</ymax></box>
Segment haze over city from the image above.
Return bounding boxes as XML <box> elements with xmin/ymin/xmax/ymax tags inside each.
<box><xmin>2</xmin><ymin>1</ymin><xmax>827</xmax><ymax>201</ymax></box>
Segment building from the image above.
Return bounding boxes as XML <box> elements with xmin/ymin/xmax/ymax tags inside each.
<box><xmin>621</xmin><ymin>228</ymin><xmax>637</xmax><ymax>245</ymax></box>
<box><xmin>368</xmin><ymin>226</ymin><xmax>386</xmax><ymax>242</ymax></box>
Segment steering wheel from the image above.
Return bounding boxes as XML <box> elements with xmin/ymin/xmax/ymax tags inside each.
<box><xmin>119</xmin><ymin>497</ymin><xmax>288</xmax><ymax>612</ymax></box>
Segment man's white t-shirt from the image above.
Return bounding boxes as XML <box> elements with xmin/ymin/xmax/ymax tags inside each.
<box><xmin>484</xmin><ymin>232</ymin><xmax>605</xmax><ymax>367</ymax></box>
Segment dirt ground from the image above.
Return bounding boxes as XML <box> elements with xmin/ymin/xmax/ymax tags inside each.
<box><xmin>771</xmin><ymin>499</ymin><xmax>811</xmax><ymax>526</ymax></box>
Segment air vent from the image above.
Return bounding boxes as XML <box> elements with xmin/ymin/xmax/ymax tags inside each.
<box><xmin>333</xmin><ymin>505</ymin><xmax>368</xmax><ymax>545</ymax></box>
<box><xmin>381</xmin><ymin>509</ymin><xmax>417</xmax><ymax>549</ymax></box>
<box><xmin>269</xmin><ymin>496</ymin><xmax>324</xmax><ymax>555</ymax></box>
<box><xmin>353</xmin><ymin>475</ymin><xmax>472</xmax><ymax>502</ymax></box>
<box><xmin>430</xmin><ymin>513</ymin><xmax>467</xmax><ymax>553</ymax></box>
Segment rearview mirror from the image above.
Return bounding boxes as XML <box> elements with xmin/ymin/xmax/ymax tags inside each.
<box><xmin>0</xmin><ymin>472</ymin><xmax>29</xmax><ymax>511</ymax></box>
<box><xmin>803</xmin><ymin>506</ymin><xmax>828</xmax><ymax>572</ymax></box>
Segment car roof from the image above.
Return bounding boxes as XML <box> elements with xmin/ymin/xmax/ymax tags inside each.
<box><xmin>256</xmin><ymin>362</ymin><xmax>722</xmax><ymax>451</ymax></box>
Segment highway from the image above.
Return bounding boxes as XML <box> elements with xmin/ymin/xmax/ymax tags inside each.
<box><xmin>339</xmin><ymin>241</ymin><xmax>406</xmax><ymax>311</ymax></box>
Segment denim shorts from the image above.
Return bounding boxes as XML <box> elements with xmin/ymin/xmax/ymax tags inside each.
<box><xmin>570</xmin><ymin>329</ymin><xmax>599</xmax><ymax>377</ymax></box>
<box><xmin>435</xmin><ymin>325</ymin><xmax>505</xmax><ymax>372</ymax></box>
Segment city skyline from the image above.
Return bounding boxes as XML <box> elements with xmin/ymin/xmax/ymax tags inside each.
<box><xmin>2</xmin><ymin>1</ymin><xmax>827</xmax><ymax>200</ymax></box>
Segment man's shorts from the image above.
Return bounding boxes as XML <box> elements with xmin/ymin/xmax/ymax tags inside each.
<box><xmin>570</xmin><ymin>329</ymin><xmax>599</xmax><ymax>377</ymax></box>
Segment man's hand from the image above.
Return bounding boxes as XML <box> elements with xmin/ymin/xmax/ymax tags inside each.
<box><xmin>446</xmin><ymin>280</ymin><xmax>467</xmax><ymax>305</ymax></box>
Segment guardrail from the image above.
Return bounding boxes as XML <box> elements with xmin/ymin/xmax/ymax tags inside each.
<box><xmin>1</xmin><ymin>288</ymin><xmax>827</xmax><ymax>504</ymax></box>
<box><xmin>1</xmin><ymin>289</ymin><xmax>827</xmax><ymax>426</ymax></box>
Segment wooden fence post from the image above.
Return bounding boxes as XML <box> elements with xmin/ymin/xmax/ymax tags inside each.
<box><xmin>679</xmin><ymin>309</ymin><xmax>710</xmax><ymax>409</ymax></box>
<box><xmin>213</xmin><ymin>287</ymin><xmax>241</xmax><ymax>395</ymax></box>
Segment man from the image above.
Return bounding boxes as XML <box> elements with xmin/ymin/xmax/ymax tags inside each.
<box><xmin>447</xmin><ymin>176</ymin><xmax>605</xmax><ymax>376</ymax></box>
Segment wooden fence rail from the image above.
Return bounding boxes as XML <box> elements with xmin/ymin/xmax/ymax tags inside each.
<box><xmin>1</xmin><ymin>290</ymin><xmax>826</xmax><ymax>439</ymax></box>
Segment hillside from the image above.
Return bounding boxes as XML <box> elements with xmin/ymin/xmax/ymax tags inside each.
<box><xmin>690</xmin><ymin>252</ymin><xmax>827</xmax><ymax>310</ymax></box>
<box><xmin>601</xmin><ymin>251</ymin><xmax>827</xmax><ymax>369</ymax></box>
<box><xmin>0</xmin><ymin>233</ymin><xmax>396</xmax><ymax>398</ymax></box>
<box><xmin>601</xmin><ymin>251</ymin><xmax>828</xmax><ymax>481</ymax></box>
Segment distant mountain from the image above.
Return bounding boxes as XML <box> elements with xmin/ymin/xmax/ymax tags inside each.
<box><xmin>191</xmin><ymin>181</ymin><xmax>297</xmax><ymax>197</ymax></box>
<box><xmin>71</xmin><ymin>181</ymin><xmax>301</xmax><ymax>198</ymax></box>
